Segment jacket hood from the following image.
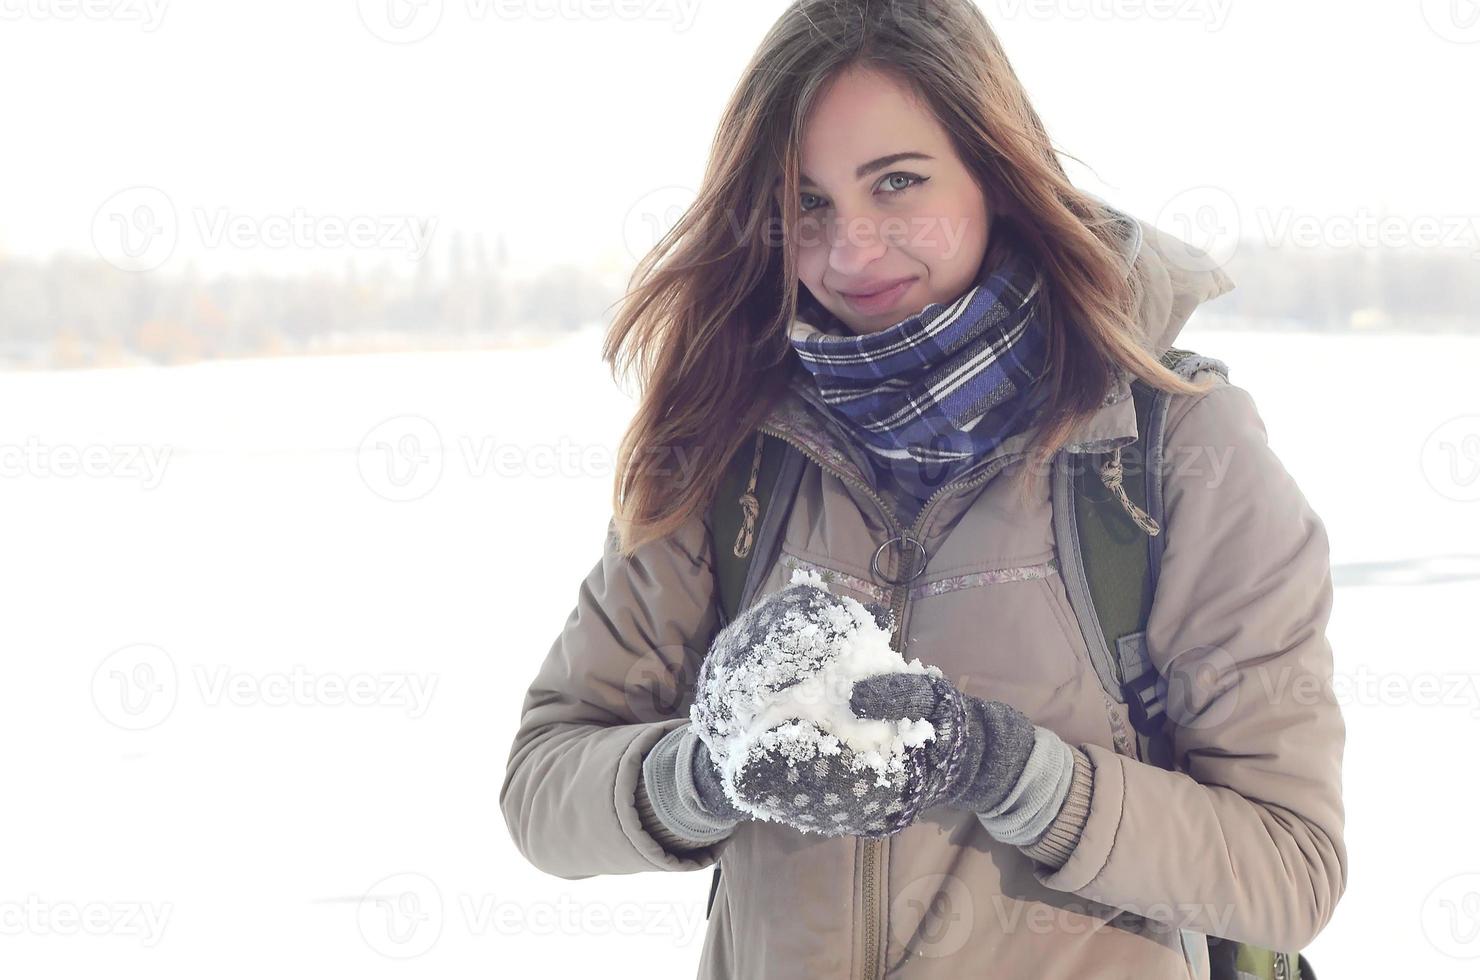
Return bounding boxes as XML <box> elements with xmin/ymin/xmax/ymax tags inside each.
<box><xmin>1118</xmin><ymin>207</ymin><xmax>1237</xmax><ymax>357</ymax></box>
<box><xmin>1056</xmin><ymin>205</ymin><xmax>1237</xmax><ymax>455</ymax></box>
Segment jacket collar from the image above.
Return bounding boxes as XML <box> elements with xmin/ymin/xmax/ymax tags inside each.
<box><xmin>759</xmin><ymin>209</ymin><xmax>1236</xmax><ymax>494</ymax></box>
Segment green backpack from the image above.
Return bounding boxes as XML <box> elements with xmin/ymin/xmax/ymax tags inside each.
<box><xmin>701</xmin><ymin>347</ymin><xmax>1313</xmax><ymax>980</ymax></box>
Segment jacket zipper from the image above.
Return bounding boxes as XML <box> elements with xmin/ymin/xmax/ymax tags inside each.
<box><xmin>759</xmin><ymin>422</ymin><xmax>1028</xmax><ymax>980</ymax></box>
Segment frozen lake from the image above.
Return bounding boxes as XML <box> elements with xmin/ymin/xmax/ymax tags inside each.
<box><xmin>2</xmin><ymin>323</ymin><xmax>1477</xmax><ymax>977</ymax></box>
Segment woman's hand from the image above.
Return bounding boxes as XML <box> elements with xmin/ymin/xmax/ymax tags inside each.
<box><xmin>729</xmin><ymin>719</ymin><xmax>916</xmax><ymax>837</ymax></box>
<box><xmin>726</xmin><ymin>672</ymin><xmax>1039</xmax><ymax>837</ymax></box>
<box><xmin>848</xmin><ymin>672</ymin><xmax>1038</xmax><ymax>816</ymax></box>
<box><xmin>684</xmin><ymin>729</ymin><xmax>750</xmax><ymax>823</ymax></box>
<box><xmin>687</xmin><ymin>580</ymin><xmax>900</xmax><ymax>835</ymax></box>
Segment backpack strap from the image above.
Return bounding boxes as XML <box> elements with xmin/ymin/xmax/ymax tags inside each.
<box><xmin>701</xmin><ymin>428</ymin><xmax>806</xmax><ymax>922</ymax></box>
<box><xmin>1057</xmin><ymin>348</ymin><xmax>1305</xmax><ymax>980</ymax></box>
<box><xmin>1050</xmin><ymin>346</ymin><xmax>1229</xmax><ymax>769</ymax></box>
<box><xmin>707</xmin><ymin>430</ymin><xmax>808</xmax><ymax>627</ymax></box>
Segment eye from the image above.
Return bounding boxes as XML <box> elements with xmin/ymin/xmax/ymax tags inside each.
<box><xmin>879</xmin><ymin>172</ymin><xmax>928</xmax><ymax>196</ymax></box>
<box><xmin>797</xmin><ymin>172</ymin><xmax>930</xmax><ymax>214</ymax></box>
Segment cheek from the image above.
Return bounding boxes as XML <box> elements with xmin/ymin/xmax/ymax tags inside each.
<box><xmin>795</xmin><ymin>246</ymin><xmax>829</xmax><ymax>294</ymax></box>
<box><xmin>914</xmin><ymin>205</ymin><xmax>986</xmax><ymax>266</ymax></box>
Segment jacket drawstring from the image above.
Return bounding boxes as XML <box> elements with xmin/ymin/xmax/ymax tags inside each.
<box><xmin>1099</xmin><ymin>445</ymin><xmax>1161</xmax><ymax>536</ymax></box>
<box><xmin>733</xmin><ymin>432</ymin><xmax>766</xmax><ymax>558</ymax></box>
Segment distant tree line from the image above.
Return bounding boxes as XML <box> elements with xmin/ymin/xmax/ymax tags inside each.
<box><xmin>0</xmin><ymin>237</ymin><xmax>1475</xmax><ymax>370</ymax></box>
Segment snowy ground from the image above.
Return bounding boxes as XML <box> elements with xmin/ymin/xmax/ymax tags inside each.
<box><xmin>1</xmin><ymin>323</ymin><xmax>1477</xmax><ymax>977</ymax></box>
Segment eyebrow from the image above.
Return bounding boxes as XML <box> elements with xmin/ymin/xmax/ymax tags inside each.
<box><xmin>789</xmin><ymin>152</ymin><xmax>936</xmax><ymax>189</ymax></box>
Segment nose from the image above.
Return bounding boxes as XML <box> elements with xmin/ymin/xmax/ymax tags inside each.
<box><xmin>824</xmin><ymin>209</ymin><xmax>891</xmax><ymax>281</ymax></box>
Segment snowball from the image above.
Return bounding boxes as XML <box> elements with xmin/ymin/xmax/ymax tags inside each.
<box><xmin>690</xmin><ymin>568</ymin><xmax>943</xmax><ymax>821</ymax></box>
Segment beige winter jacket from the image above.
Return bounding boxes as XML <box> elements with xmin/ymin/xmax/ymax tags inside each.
<box><xmin>500</xmin><ymin>218</ymin><xmax>1347</xmax><ymax>979</ymax></box>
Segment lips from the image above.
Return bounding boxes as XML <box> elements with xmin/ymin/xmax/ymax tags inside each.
<box><xmin>839</xmin><ymin>276</ymin><xmax>916</xmax><ymax>299</ymax></box>
<box><xmin>837</xmin><ymin>276</ymin><xmax>918</xmax><ymax>316</ymax></box>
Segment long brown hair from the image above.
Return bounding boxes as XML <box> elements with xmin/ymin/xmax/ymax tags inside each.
<box><xmin>603</xmin><ymin>0</ymin><xmax>1216</xmax><ymax>557</ymax></box>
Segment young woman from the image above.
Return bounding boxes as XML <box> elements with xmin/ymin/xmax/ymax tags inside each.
<box><xmin>501</xmin><ymin>3</ymin><xmax>1346</xmax><ymax>977</ymax></box>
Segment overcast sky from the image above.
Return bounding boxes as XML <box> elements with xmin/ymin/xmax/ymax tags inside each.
<box><xmin>2</xmin><ymin>0</ymin><xmax>1475</xmax><ymax>277</ymax></box>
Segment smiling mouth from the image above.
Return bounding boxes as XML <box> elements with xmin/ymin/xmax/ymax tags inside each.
<box><xmin>836</xmin><ymin>277</ymin><xmax>918</xmax><ymax>315</ymax></box>
<box><xmin>840</xmin><ymin>277</ymin><xmax>916</xmax><ymax>298</ymax></box>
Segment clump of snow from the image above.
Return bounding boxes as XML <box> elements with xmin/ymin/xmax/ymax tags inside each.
<box><xmin>690</xmin><ymin>568</ymin><xmax>942</xmax><ymax>821</ymax></box>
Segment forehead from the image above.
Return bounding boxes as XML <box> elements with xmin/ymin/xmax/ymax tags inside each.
<box><xmin>792</xmin><ymin>67</ymin><xmax>948</xmax><ymax>187</ymax></box>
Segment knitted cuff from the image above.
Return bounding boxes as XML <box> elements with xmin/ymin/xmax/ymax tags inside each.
<box><xmin>636</xmin><ymin>725</ymin><xmax>740</xmax><ymax>852</ymax></box>
<box><xmin>1019</xmin><ymin>744</ymin><xmax>1094</xmax><ymax>869</ymax></box>
<box><xmin>975</xmin><ymin>726</ymin><xmax>1077</xmax><ymax>846</ymax></box>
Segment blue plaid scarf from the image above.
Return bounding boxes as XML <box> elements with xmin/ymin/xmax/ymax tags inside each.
<box><xmin>788</xmin><ymin>242</ymin><xmax>1052</xmax><ymax>507</ymax></box>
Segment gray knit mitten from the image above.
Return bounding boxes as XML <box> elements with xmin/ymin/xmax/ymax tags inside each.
<box><xmin>688</xmin><ymin>580</ymin><xmax>897</xmax><ymax>836</ymax></box>
<box><xmin>685</xmin><ymin>728</ymin><xmax>749</xmax><ymax>823</ymax></box>
<box><xmin>692</xmin><ymin>582</ymin><xmax>894</xmax><ymax>737</ymax></box>
<box><xmin>722</xmin><ymin>674</ymin><xmax>1038</xmax><ymax>839</ymax></box>
<box><xmin>848</xmin><ymin>672</ymin><xmax>1038</xmax><ymax>815</ymax></box>
<box><xmin>731</xmin><ymin>725</ymin><xmax>921</xmax><ymax>837</ymax></box>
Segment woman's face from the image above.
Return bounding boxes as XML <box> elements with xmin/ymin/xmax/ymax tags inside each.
<box><xmin>776</xmin><ymin>65</ymin><xmax>992</xmax><ymax>336</ymax></box>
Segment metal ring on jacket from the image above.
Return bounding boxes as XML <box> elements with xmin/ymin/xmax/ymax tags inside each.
<box><xmin>870</xmin><ymin>533</ymin><xmax>928</xmax><ymax>585</ymax></box>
